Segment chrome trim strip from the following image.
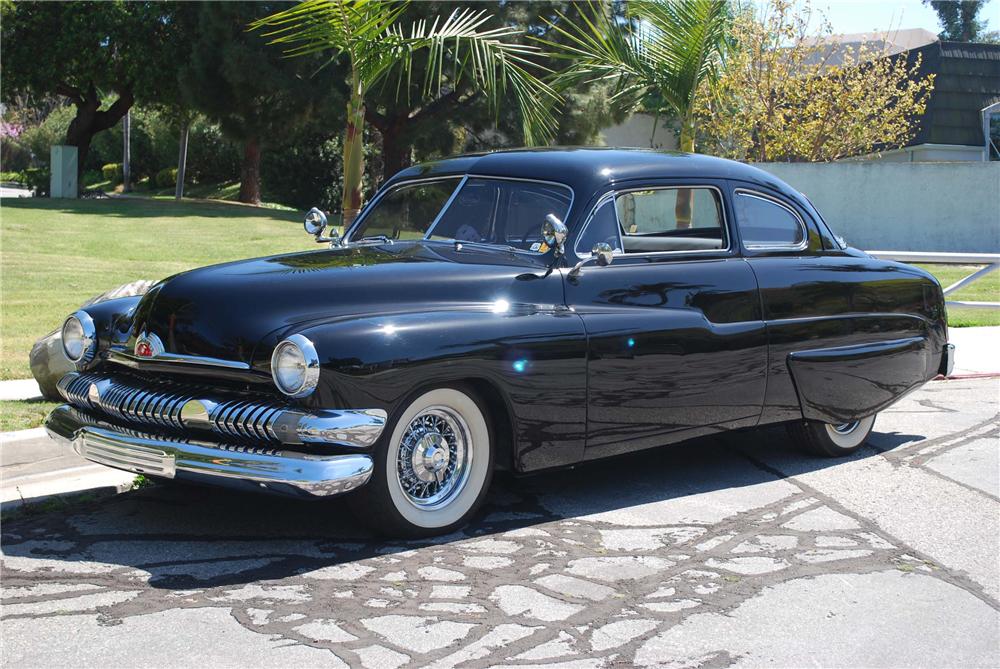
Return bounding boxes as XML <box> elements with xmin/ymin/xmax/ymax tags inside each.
<box><xmin>572</xmin><ymin>184</ymin><xmax>731</xmax><ymax>260</ymax></box>
<box><xmin>57</xmin><ymin>372</ymin><xmax>387</xmax><ymax>449</ymax></box>
<box><xmin>109</xmin><ymin>348</ymin><xmax>251</xmax><ymax>370</ymax></box>
<box><xmin>45</xmin><ymin>405</ymin><xmax>373</xmax><ymax>498</ymax></box>
<box><xmin>733</xmin><ymin>188</ymin><xmax>810</xmax><ymax>252</ymax></box>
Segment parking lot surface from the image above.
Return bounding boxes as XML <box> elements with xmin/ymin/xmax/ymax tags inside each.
<box><xmin>2</xmin><ymin>377</ymin><xmax>998</xmax><ymax>668</ymax></box>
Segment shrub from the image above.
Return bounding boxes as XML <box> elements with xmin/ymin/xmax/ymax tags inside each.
<box><xmin>262</xmin><ymin>133</ymin><xmax>344</xmax><ymax>211</ymax></box>
<box><xmin>24</xmin><ymin>167</ymin><xmax>50</xmax><ymax>196</ymax></box>
<box><xmin>185</xmin><ymin>121</ymin><xmax>241</xmax><ymax>184</ymax></box>
<box><xmin>102</xmin><ymin>163</ymin><xmax>123</xmax><ymax>183</ymax></box>
<box><xmin>155</xmin><ymin>167</ymin><xmax>178</xmax><ymax>189</ymax></box>
<box><xmin>0</xmin><ymin>171</ymin><xmax>26</xmax><ymax>184</ymax></box>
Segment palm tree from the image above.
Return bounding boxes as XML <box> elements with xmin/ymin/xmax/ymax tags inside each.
<box><xmin>545</xmin><ymin>0</ymin><xmax>730</xmax><ymax>154</ymax></box>
<box><xmin>252</xmin><ymin>0</ymin><xmax>558</xmax><ymax>226</ymax></box>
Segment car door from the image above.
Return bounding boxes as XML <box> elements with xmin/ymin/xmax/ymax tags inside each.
<box><xmin>730</xmin><ymin>181</ymin><xmax>941</xmax><ymax>425</ymax></box>
<box><xmin>564</xmin><ymin>179</ymin><xmax>768</xmax><ymax>458</ymax></box>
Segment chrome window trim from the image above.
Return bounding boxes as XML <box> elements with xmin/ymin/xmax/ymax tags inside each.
<box><xmin>733</xmin><ymin>188</ymin><xmax>810</xmax><ymax>251</ymax></box>
<box><xmin>423</xmin><ymin>175</ymin><xmax>575</xmax><ymax>254</ymax></box>
<box><xmin>109</xmin><ymin>349</ymin><xmax>251</xmax><ymax>371</ymax></box>
<box><xmin>572</xmin><ymin>184</ymin><xmax>730</xmax><ymax>260</ymax></box>
<box><xmin>345</xmin><ymin>175</ymin><xmax>464</xmax><ymax>243</ymax></box>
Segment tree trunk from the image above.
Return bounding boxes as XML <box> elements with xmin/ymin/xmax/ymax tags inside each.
<box><xmin>60</xmin><ymin>85</ymin><xmax>134</xmax><ymax>183</ymax></box>
<box><xmin>238</xmin><ymin>137</ymin><xmax>261</xmax><ymax>204</ymax></box>
<box><xmin>175</xmin><ymin>122</ymin><xmax>190</xmax><ymax>200</ymax></box>
<box><xmin>122</xmin><ymin>112</ymin><xmax>131</xmax><ymax>192</ymax></box>
<box><xmin>341</xmin><ymin>86</ymin><xmax>366</xmax><ymax>228</ymax></box>
<box><xmin>381</xmin><ymin>120</ymin><xmax>412</xmax><ymax>181</ymax></box>
<box><xmin>674</xmin><ymin>118</ymin><xmax>696</xmax><ymax>229</ymax></box>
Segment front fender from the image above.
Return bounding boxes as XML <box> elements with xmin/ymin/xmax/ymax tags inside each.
<box><xmin>283</xmin><ymin>307</ymin><xmax>589</xmax><ymax>472</ymax></box>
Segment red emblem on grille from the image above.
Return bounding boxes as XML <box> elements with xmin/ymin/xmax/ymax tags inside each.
<box><xmin>135</xmin><ymin>340</ymin><xmax>153</xmax><ymax>357</ymax></box>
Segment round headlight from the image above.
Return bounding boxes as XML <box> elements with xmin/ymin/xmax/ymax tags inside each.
<box><xmin>61</xmin><ymin>310</ymin><xmax>97</xmax><ymax>368</ymax></box>
<box><xmin>271</xmin><ymin>334</ymin><xmax>320</xmax><ymax>398</ymax></box>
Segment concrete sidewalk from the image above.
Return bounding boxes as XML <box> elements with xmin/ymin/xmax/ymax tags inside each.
<box><xmin>949</xmin><ymin>326</ymin><xmax>1000</xmax><ymax>376</ymax></box>
<box><xmin>0</xmin><ymin>429</ymin><xmax>133</xmax><ymax>509</ymax></box>
<box><xmin>0</xmin><ymin>378</ymin><xmax>42</xmax><ymax>401</ymax></box>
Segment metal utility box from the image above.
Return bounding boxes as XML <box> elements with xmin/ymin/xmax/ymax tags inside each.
<box><xmin>50</xmin><ymin>145</ymin><xmax>78</xmax><ymax>198</ymax></box>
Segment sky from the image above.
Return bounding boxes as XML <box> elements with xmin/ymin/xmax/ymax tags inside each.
<box><xmin>753</xmin><ymin>0</ymin><xmax>995</xmax><ymax>36</ymax></box>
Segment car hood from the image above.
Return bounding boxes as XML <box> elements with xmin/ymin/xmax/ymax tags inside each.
<box><xmin>126</xmin><ymin>241</ymin><xmax>558</xmax><ymax>369</ymax></box>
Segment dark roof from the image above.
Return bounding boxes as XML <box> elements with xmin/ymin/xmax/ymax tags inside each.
<box><xmin>389</xmin><ymin>148</ymin><xmax>795</xmax><ymax>202</ymax></box>
<box><xmin>903</xmin><ymin>41</ymin><xmax>1000</xmax><ymax>147</ymax></box>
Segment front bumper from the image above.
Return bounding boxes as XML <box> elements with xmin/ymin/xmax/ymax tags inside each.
<box><xmin>45</xmin><ymin>404</ymin><xmax>374</xmax><ymax>498</ymax></box>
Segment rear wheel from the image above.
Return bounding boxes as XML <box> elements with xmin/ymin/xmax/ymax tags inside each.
<box><xmin>350</xmin><ymin>386</ymin><xmax>494</xmax><ymax>537</ymax></box>
<box><xmin>787</xmin><ymin>414</ymin><xmax>876</xmax><ymax>457</ymax></box>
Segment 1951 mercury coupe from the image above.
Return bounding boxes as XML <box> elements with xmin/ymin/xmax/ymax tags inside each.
<box><xmin>45</xmin><ymin>148</ymin><xmax>953</xmax><ymax>536</ymax></box>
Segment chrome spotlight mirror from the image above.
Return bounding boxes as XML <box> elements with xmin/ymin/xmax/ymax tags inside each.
<box><xmin>304</xmin><ymin>207</ymin><xmax>342</xmax><ymax>246</ymax></box>
<box><xmin>541</xmin><ymin>214</ymin><xmax>569</xmax><ymax>257</ymax></box>
<box><xmin>304</xmin><ymin>207</ymin><xmax>327</xmax><ymax>236</ymax></box>
<box><xmin>569</xmin><ymin>242</ymin><xmax>614</xmax><ymax>278</ymax></box>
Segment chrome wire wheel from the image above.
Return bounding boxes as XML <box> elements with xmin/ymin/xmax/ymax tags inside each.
<box><xmin>396</xmin><ymin>406</ymin><xmax>472</xmax><ymax>510</ymax></box>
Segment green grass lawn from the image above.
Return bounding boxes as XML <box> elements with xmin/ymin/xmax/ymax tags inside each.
<box><xmin>914</xmin><ymin>264</ymin><xmax>1000</xmax><ymax>328</ymax></box>
<box><xmin>1</xmin><ymin>196</ymin><xmax>309</xmax><ymax>380</ymax></box>
<box><xmin>0</xmin><ymin>399</ymin><xmax>60</xmax><ymax>432</ymax></box>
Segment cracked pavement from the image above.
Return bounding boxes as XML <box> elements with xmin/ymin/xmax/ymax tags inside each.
<box><xmin>2</xmin><ymin>378</ymin><xmax>998</xmax><ymax>668</ymax></box>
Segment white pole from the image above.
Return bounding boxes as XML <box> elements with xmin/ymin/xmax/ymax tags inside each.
<box><xmin>175</xmin><ymin>121</ymin><xmax>189</xmax><ymax>200</ymax></box>
<box><xmin>122</xmin><ymin>111</ymin><xmax>131</xmax><ymax>192</ymax></box>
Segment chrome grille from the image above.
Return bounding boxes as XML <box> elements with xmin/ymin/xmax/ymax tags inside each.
<box><xmin>58</xmin><ymin>372</ymin><xmax>287</xmax><ymax>443</ymax></box>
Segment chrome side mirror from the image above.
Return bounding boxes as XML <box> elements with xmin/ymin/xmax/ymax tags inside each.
<box><xmin>568</xmin><ymin>242</ymin><xmax>614</xmax><ymax>278</ymax></box>
<box><xmin>542</xmin><ymin>214</ymin><xmax>569</xmax><ymax>257</ymax></box>
<box><xmin>304</xmin><ymin>207</ymin><xmax>342</xmax><ymax>246</ymax></box>
<box><xmin>304</xmin><ymin>207</ymin><xmax>327</xmax><ymax>235</ymax></box>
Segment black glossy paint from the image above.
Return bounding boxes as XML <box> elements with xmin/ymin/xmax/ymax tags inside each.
<box><xmin>77</xmin><ymin>149</ymin><xmax>948</xmax><ymax>475</ymax></box>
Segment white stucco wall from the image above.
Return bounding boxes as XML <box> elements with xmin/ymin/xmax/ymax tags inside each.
<box><xmin>601</xmin><ymin>113</ymin><xmax>679</xmax><ymax>150</ymax></box>
<box><xmin>753</xmin><ymin>162</ymin><xmax>1000</xmax><ymax>253</ymax></box>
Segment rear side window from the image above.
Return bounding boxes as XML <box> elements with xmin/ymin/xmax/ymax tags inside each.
<box><xmin>734</xmin><ymin>191</ymin><xmax>805</xmax><ymax>248</ymax></box>
<box><xmin>614</xmin><ymin>187</ymin><xmax>726</xmax><ymax>254</ymax></box>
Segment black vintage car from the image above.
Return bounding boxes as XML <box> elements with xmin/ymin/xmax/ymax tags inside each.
<box><xmin>46</xmin><ymin>149</ymin><xmax>953</xmax><ymax>536</ymax></box>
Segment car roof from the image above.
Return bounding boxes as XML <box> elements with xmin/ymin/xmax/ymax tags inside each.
<box><xmin>387</xmin><ymin>147</ymin><xmax>798</xmax><ymax>202</ymax></box>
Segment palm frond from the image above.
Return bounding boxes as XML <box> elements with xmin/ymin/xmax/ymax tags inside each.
<box><xmin>541</xmin><ymin>0</ymin><xmax>729</xmax><ymax>120</ymax></box>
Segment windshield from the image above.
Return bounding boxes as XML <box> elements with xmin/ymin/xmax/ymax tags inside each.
<box><xmin>350</xmin><ymin>177</ymin><xmax>573</xmax><ymax>253</ymax></box>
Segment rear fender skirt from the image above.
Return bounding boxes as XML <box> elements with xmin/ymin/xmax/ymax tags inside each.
<box><xmin>787</xmin><ymin>336</ymin><xmax>932</xmax><ymax>424</ymax></box>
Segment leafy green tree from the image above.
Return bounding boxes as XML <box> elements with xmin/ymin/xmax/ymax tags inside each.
<box><xmin>544</xmin><ymin>0</ymin><xmax>729</xmax><ymax>226</ymax></box>
<box><xmin>252</xmin><ymin>0</ymin><xmax>559</xmax><ymax>225</ymax></box>
<box><xmin>1</xmin><ymin>1</ymin><xmax>179</xmax><ymax>180</ymax></box>
<box><xmin>544</xmin><ymin>0</ymin><xmax>730</xmax><ymax>154</ymax></box>
<box><xmin>362</xmin><ymin>1</ymin><xmax>622</xmax><ymax>181</ymax></box>
<box><xmin>178</xmin><ymin>2</ymin><xmax>347</xmax><ymax>204</ymax></box>
<box><xmin>923</xmin><ymin>0</ymin><xmax>993</xmax><ymax>42</ymax></box>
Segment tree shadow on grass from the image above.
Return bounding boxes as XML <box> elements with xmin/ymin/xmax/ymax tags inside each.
<box><xmin>1</xmin><ymin>196</ymin><xmax>304</xmax><ymax>223</ymax></box>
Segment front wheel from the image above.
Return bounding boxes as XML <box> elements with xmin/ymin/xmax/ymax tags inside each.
<box><xmin>349</xmin><ymin>386</ymin><xmax>494</xmax><ymax>537</ymax></box>
<box><xmin>787</xmin><ymin>415</ymin><xmax>876</xmax><ymax>457</ymax></box>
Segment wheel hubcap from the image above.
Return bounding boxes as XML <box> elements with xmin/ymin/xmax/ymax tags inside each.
<box><xmin>397</xmin><ymin>407</ymin><xmax>471</xmax><ymax>509</ymax></box>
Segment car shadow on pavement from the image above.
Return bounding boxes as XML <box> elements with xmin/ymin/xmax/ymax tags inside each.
<box><xmin>0</xmin><ymin>425</ymin><xmax>924</xmax><ymax>590</ymax></box>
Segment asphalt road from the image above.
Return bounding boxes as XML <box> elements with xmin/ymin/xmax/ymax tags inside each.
<box><xmin>2</xmin><ymin>377</ymin><xmax>998</xmax><ymax>668</ymax></box>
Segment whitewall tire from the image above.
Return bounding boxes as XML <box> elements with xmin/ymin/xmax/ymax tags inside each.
<box><xmin>788</xmin><ymin>414</ymin><xmax>876</xmax><ymax>457</ymax></box>
<box><xmin>350</xmin><ymin>386</ymin><xmax>494</xmax><ymax>537</ymax></box>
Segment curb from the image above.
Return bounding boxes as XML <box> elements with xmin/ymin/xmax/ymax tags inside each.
<box><xmin>0</xmin><ymin>427</ymin><xmax>48</xmax><ymax>443</ymax></box>
<box><xmin>0</xmin><ymin>481</ymin><xmax>133</xmax><ymax>519</ymax></box>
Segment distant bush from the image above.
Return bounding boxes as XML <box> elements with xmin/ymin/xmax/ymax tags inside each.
<box><xmin>102</xmin><ymin>163</ymin><xmax>123</xmax><ymax>183</ymax></box>
<box><xmin>155</xmin><ymin>167</ymin><xmax>178</xmax><ymax>188</ymax></box>
<box><xmin>0</xmin><ymin>171</ymin><xmax>26</xmax><ymax>184</ymax></box>
<box><xmin>262</xmin><ymin>133</ymin><xmax>344</xmax><ymax>212</ymax></box>
<box><xmin>184</xmin><ymin>122</ymin><xmax>241</xmax><ymax>185</ymax></box>
<box><xmin>24</xmin><ymin>167</ymin><xmax>50</xmax><ymax>196</ymax></box>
